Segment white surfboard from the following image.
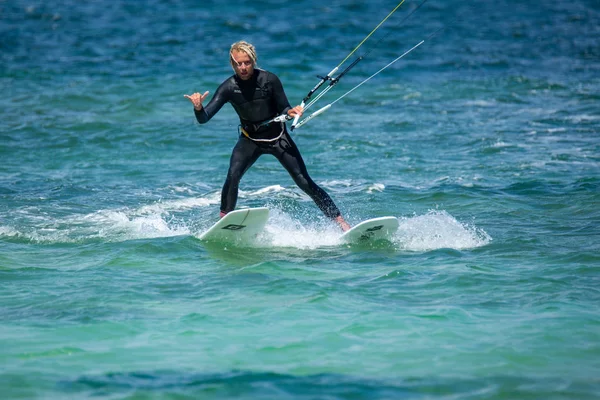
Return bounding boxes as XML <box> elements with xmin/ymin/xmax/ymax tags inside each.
<box><xmin>199</xmin><ymin>207</ymin><xmax>269</xmax><ymax>244</ymax></box>
<box><xmin>341</xmin><ymin>216</ymin><xmax>399</xmax><ymax>243</ymax></box>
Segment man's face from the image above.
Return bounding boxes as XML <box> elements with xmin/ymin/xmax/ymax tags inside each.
<box><xmin>231</xmin><ymin>50</ymin><xmax>254</xmax><ymax>80</ymax></box>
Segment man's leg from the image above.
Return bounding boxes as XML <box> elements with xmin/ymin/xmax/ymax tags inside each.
<box><xmin>220</xmin><ymin>137</ymin><xmax>262</xmax><ymax>216</ymax></box>
<box><xmin>272</xmin><ymin>133</ymin><xmax>350</xmax><ymax>231</ymax></box>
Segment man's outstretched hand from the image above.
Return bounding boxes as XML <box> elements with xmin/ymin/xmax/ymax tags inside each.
<box><xmin>184</xmin><ymin>91</ymin><xmax>209</xmax><ymax>110</ymax></box>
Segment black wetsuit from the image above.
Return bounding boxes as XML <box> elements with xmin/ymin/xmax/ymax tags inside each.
<box><xmin>194</xmin><ymin>68</ymin><xmax>342</xmax><ymax>219</ymax></box>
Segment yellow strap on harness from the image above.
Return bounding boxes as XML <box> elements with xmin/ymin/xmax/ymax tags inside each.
<box><xmin>240</xmin><ymin>124</ymin><xmax>285</xmax><ymax>143</ymax></box>
<box><xmin>240</xmin><ymin>126</ymin><xmax>251</xmax><ymax>139</ymax></box>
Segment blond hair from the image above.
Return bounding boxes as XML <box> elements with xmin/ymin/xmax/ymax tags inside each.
<box><xmin>230</xmin><ymin>40</ymin><xmax>258</xmax><ymax>68</ymax></box>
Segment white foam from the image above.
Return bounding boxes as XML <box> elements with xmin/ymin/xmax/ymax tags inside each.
<box><xmin>254</xmin><ymin>209</ymin><xmax>490</xmax><ymax>252</ymax></box>
<box><xmin>396</xmin><ymin>210</ymin><xmax>491</xmax><ymax>251</ymax></box>
<box><xmin>567</xmin><ymin>114</ymin><xmax>599</xmax><ymax>123</ymax></box>
<box><xmin>137</xmin><ymin>195</ymin><xmax>218</xmax><ymax>215</ymax></box>
<box><xmin>244</xmin><ymin>185</ymin><xmax>286</xmax><ymax>196</ymax></box>
<box><xmin>320</xmin><ymin>179</ymin><xmax>353</xmax><ymax>188</ymax></box>
<box><xmin>83</xmin><ymin>210</ymin><xmax>190</xmax><ymax>241</ymax></box>
<box><xmin>491</xmin><ymin>140</ymin><xmax>509</xmax><ymax>148</ymax></box>
<box><xmin>1</xmin><ymin>195</ymin><xmax>220</xmax><ymax>243</ymax></box>
<box><xmin>0</xmin><ymin>225</ymin><xmax>21</xmax><ymax>238</ymax></box>
<box><xmin>258</xmin><ymin>209</ymin><xmax>341</xmax><ymax>249</ymax></box>
<box><xmin>367</xmin><ymin>183</ymin><xmax>385</xmax><ymax>193</ymax></box>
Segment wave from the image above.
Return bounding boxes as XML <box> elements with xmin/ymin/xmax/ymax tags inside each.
<box><xmin>254</xmin><ymin>209</ymin><xmax>491</xmax><ymax>251</ymax></box>
<box><xmin>48</xmin><ymin>369</ymin><xmax>600</xmax><ymax>400</ymax></box>
<box><xmin>0</xmin><ymin>193</ymin><xmax>221</xmax><ymax>244</ymax></box>
<box><xmin>1</xmin><ymin>207</ymin><xmax>490</xmax><ymax>253</ymax></box>
<box><xmin>1</xmin><ymin>179</ymin><xmax>490</xmax><ymax>251</ymax></box>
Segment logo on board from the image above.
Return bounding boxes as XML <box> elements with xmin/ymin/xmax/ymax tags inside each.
<box><xmin>222</xmin><ymin>224</ymin><xmax>246</xmax><ymax>231</ymax></box>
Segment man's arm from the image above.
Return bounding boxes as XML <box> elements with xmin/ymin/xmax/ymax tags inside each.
<box><xmin>184</xmin><ymin>79</ymin><xmax>231</xmax><ymax>124</ymax></box>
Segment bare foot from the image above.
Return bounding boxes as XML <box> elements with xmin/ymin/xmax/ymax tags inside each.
<box><xmin>335</xmin><ymin>216</ymin><xmax>351</xmax><ymax>232</ymax></box>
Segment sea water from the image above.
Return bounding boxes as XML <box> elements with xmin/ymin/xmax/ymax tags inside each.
<box><xmin>1</xmin><ymin>0</ymin><xmax>599</xmax><ymax>398</ymax></box>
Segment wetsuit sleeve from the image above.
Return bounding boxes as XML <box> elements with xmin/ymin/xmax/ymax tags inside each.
<box><xmin>271</xmin><ymin>74</ymin><xmax>292</xmax><ymax>116</ymax></box>
<box><xmin>193</xmin><ymin>79</ymin><xmax>231</xmax><ymax>124</ymax></box>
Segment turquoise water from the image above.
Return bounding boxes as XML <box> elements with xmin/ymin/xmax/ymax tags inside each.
<box><xmin>1</xmin><ymin>0</ymin><xmax>599</xmax><ymax>398</ymax></box>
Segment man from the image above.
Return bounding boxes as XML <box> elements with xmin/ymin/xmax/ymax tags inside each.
<box><xmin>185</xmin><ymin>41</ymin><xmax>350</xmax><ymax>231</ymax></box>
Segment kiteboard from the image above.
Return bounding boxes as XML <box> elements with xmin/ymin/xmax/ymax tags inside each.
<box><xmin>199</xmin><ymin>207</ymin><xmax>269</xmax><ymax>244</ymax></box>
<box><xmin>341</xmin><ymin>216</ymin><xmax>399</xmax><ymax>244</ymax></box>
